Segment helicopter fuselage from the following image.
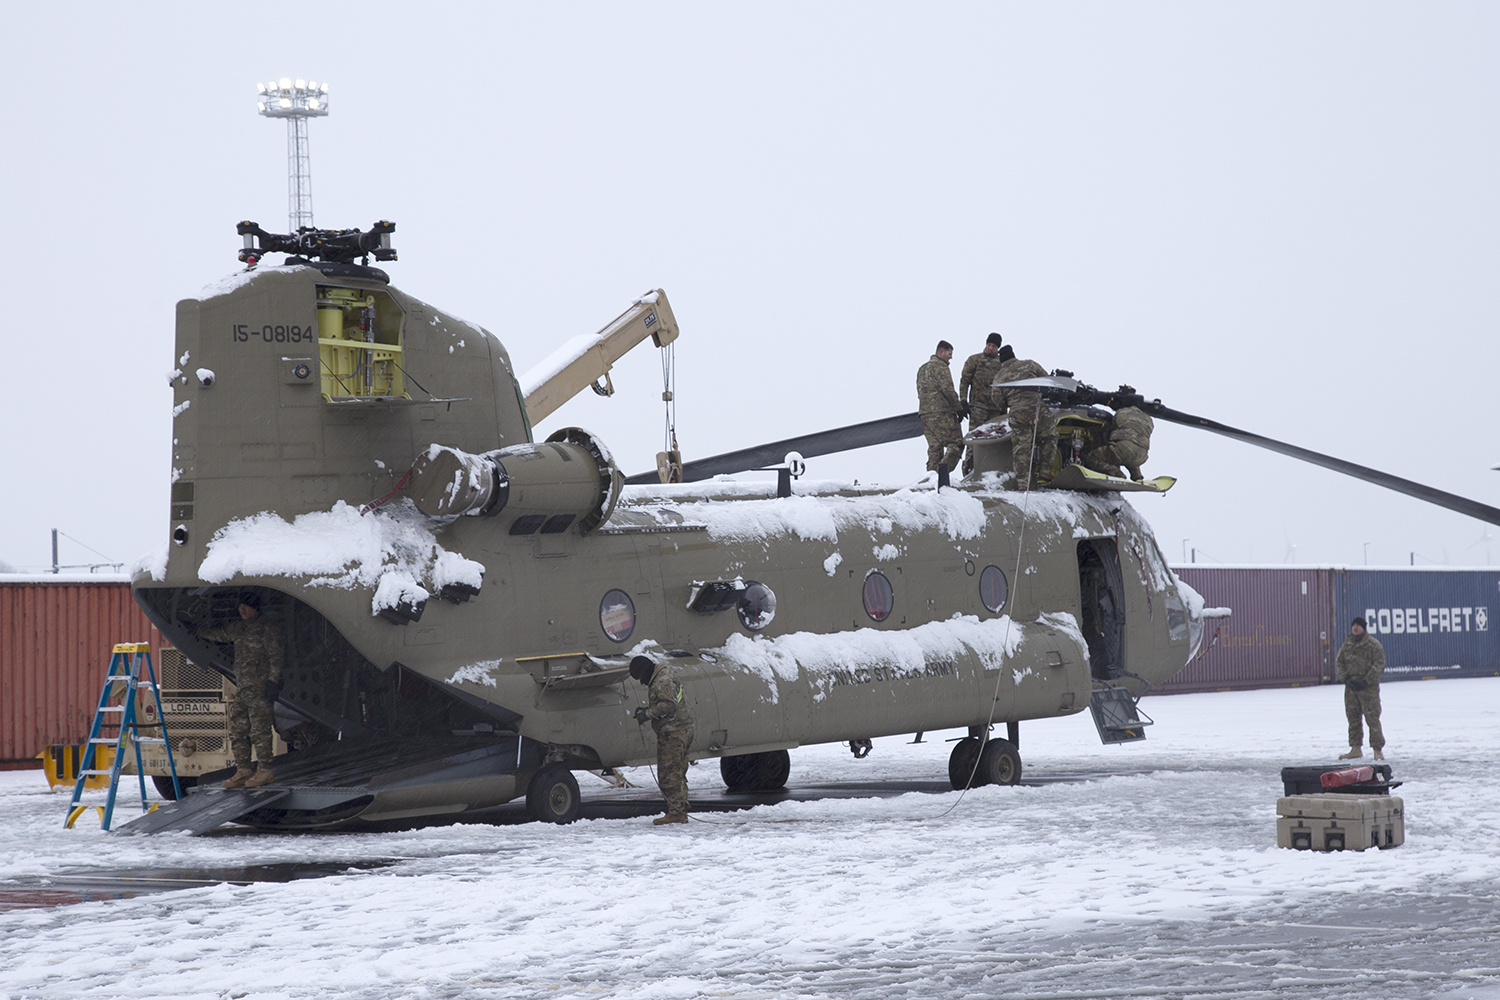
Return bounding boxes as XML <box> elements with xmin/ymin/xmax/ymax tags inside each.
<box><xmin>133</xmin><ymin>264</ymin><xmax>1206</xmax><ymax>827</ymax></box>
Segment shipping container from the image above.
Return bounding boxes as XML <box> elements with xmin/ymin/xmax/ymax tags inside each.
<box><xmin>1333</xmin><ymin>568</ymin><xmax>1500</xmax><ymax>682</ymax></box>
<box><xmin>1155</xmin><ymin>567</ymin><xmax>1334</xmax><ymax>694</ymax></box>
<box><xmin>0</xmin><ymin>576</ymin><xmax>160</xmax><ymax>770</ymax></box>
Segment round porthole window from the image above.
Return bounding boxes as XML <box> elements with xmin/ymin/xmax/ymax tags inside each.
<box><xmin>863</xmin><ymin>571</ymin><xmax>894</xmax><ymax>622</ymax></box>
<box><xmin>980</xmin><ymin>565</ymin><xmax>1009</xmax><ymax>613</ymax></box>
<box><xmin>737</xmin><ymin>581</ymin><xmax>777</xmax><ymax>631</ymax></box>
<box><xmin>600</xmin><ymin>589</ymin><xmax>636</xmax><ymax>643</ymax></box>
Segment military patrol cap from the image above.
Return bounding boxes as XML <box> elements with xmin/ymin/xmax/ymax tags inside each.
<box><xmin>986</xmin><ymin>333</ymin><xmax>1003</xmax><ymax>347</ymax></box>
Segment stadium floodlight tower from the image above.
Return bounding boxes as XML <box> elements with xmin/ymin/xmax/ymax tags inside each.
<box><xmin>256</xmin><ymin>78</ymin><xmax>330</xmax><ymax>232</ymax></box>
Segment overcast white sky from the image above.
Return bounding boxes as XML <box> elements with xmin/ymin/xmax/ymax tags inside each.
<box><xmin>3</xmin><ymin>3</ymin><xmax>1497</xmax><ymax>573</ymax></box>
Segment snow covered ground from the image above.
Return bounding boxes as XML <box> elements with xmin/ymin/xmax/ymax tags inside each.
<box><xmin>3</xmin><ymin>678</ymin><xmax>1498</xmax><ymax>1000</ymax></box>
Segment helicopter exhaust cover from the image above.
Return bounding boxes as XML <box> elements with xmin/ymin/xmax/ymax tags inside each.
<box><xmin>405</xmin><ymin>427</ymin><xmax>623</xmax><ymax>534</ymax></box>
<box><xmin>405</xmin><ymin>445</ymin><xmax>501</xmax><ymax>517</ymax></box>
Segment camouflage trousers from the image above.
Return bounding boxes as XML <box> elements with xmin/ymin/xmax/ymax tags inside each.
<box><xmin>655</xmin><ymin>727</ymin><xmax>693</xmax><ymax>816</ymax></box>
<box><xmin>1344</xmin><ymin>684</ymin><xmax>1384</xmax><ymax>751</ymax></box>
<box><xmin>1007</xmin><ymin>406</ymin><xmax>1058</xmax><ymax>489</ymax></box>
<box><xmin>1083</xmin><ymin>441</ymin><xmax>1148</xmax><ymax>481</ymax></box>
<box><xmin>227</xmin><ymin>690</ymin><xmax>276</xmax><ymax>768</ymax></box>
<box><xmin>921</xmin><ymin>414</ymin><xmax>963</xmax><ymax>473</ymax></box>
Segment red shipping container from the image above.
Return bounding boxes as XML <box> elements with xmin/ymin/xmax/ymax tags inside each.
<box><xmin>0</xmin><ymin>577</ymin><xmax>160</xmax><ymax>770</ymax></box>
<box><xmin>1156</xmin><ymin>567</ymin><xmax>1334</xmax><ymax>695</ymax></box>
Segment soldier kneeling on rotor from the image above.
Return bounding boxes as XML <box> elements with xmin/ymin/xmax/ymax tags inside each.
<box><xmin>1082</xmin><ymin>404</ymin><xmax>1154</xmax><ymax>482</ymax></box>
<box><xmin>630</xmin><ymin>656</ymin><xmax>696</xmax><ymax>825</ymax></box>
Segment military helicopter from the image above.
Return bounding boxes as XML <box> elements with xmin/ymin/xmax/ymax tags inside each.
<box><xmin>126</xmin><ymin>220</ymin><xmax>1500</xmax><ymax>833</ymax></box>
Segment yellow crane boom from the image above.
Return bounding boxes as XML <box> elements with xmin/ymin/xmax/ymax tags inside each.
<box><xmin>520</xmin><ymin>289</ymin><xmax>679</xmax><ymax>425</ymax></box>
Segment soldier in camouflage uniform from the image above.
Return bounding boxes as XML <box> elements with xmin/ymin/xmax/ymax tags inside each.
<box><xmin>958</xmin><ymin>333</ymin><xmax>1005</xmax><ymax>474</ymax></box>
<box><xmin>197</xmin><ymin>593</ymin><xmax>284</xmax><ymax>788</ymax></box>
<box><xmin>1335</xmin><ymin>617</ymin><xmax>1386</xmax><ymax>761</ymax></box>
<box><xmin>916</xmin><ymin>340</ymin><xmax>965</xmax><ymax>474</ymax></box>
<box><xmin>1083</xmin><ymin>405</ymin><xmax>1154</xmax><ymax>481</ymax></box>
<box><xmin>630</xmin><ymin>656</ymin><xmax>696</xmax><ymax>824</ymax></box>
<box><xmin>990</xmin><ymin>345</ymin><xmax>1058</xmax><ymax>490</ymax></box>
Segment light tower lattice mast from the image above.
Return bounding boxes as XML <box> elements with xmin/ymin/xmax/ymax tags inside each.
<box><xmin>256</xmin><ymin>78</ymin><xmax>329</xmax><ymax>232</ymax></box>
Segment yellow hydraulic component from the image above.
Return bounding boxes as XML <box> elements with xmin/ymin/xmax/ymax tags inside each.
<box><xmin>317</xmin><ymin>286</ymin><xmax>407</xmax><ymax>400</ymax></box>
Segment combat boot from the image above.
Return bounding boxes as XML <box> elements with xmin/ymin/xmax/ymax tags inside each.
<box><xmin>652</xmin><ymin>813</ymin><xmax>688</xmax><ymax>825</ymax></box>
<box><xmin>1373</xmin><ymin>748</ymin><xmax>1385</xmax><ymax>761</ymax></box>
<box><xmin>1338</xmin><ymin>747</ymin><xmax>1363</xmax><ymax>760</ymax></box>
<box><xmin>244</xmin><ymin>767</ymin><xmax>277</xmax><ymax>788</ymax></box>
<box><xmin>221</xmin><ymin>768</ymin><xmax>253</xmax><ymax>789</ymax></box>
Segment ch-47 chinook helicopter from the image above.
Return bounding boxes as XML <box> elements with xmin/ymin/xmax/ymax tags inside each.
<box><xmin>127</xmin><ymin>220</ymin><xmax>1500</xmax><ymax>833</ymax></box>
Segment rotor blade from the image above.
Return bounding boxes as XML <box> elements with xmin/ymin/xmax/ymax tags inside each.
<box><xmin>991</xmin><ymin>375</ymin><xmax>1082</xmax><ymax>393</ymax></box>
<box><xmin>624</xmin><ymin>412</ymin><xmax>924</xmax><ymax>484</ymax></box>
<box><xmin>1153</xmin><ymin>406</ymin><xmax>1500</xmax><ymax>527</ymax></box>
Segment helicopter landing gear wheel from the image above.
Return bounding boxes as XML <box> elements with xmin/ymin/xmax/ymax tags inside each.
<box><xmin>977</xmin><ymin>738</ymin><xmax>1022</xmax><ymax>786</ymax></box>
<box><xmin>720</xmin><ymin>749</ymin><xmax>791</xmax><ymax>792</ymax></box>
<box><xmin>948</xmin><ymin>737</ymin><xmax>984</xmax><ymax>789</ymax></box>
<box><xmin>526</xmin><ymin>765</ymin><xmax>581</xmax><ymax>824</ymax></box>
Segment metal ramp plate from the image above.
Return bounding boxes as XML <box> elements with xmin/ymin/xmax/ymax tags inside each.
<box><xmin>113</xmin><ymin>788</ymin><xmax>290</xmax><ymax>836</ymax></box>
<box><xmin>1090</xmin><ymin>686</ymin><xmax>1152</xmax><ymax>744</ymax></box>
<box><xmin>1047</xmin><ymin>465</ymin><xmax>1175</xmax><ymax>493</ymax></box>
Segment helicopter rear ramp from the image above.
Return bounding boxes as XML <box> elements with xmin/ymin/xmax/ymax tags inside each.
<box><xmin>115</xmin><ymin>787</ymin><xmax>293</xmax><ymax>836</ymax></box>
<box><xmin>116</xmin><ymin>732</ymin><xmax>531</xmax><ymax>835</ymax></box>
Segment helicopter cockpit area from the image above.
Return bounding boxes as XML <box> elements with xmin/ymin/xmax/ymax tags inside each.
<box><xmin>128</xmin><ymin>220</ymin><xmax>1223</xmax><ymax>832</ymax></box>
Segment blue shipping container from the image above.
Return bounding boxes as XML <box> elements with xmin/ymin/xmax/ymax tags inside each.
<box><xmin>1332</xmin><ymin>569</ymin><xmax>1500</xmax><ymax>682</ymax></box>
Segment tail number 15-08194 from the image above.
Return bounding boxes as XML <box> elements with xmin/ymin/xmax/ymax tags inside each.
<box><xmin>233</xmin><ymin>323</ymin><xmax>315</xmax><ymax>344</ymax></box>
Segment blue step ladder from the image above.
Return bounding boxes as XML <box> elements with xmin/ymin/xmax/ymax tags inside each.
<box><xmin>65</xmin><ymin>643</ymin><xmax>182</xmax><ymax>831</ymax></box>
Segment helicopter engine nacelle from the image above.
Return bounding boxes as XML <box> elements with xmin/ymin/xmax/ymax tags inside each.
<box><xmin>405</xmin><ymin>427</ymin><xmax>623</xmax><ymax>535</ymax></box>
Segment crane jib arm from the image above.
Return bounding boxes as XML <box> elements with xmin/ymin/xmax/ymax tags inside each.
<box><xmin>520</xmin><ymin>290</ymin><xmax>680</xmax><ymax>425</ymax></box>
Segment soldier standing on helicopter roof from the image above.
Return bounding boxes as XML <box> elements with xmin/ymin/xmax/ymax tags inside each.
<box><xmin>917</xmin><ymin>341</ymin><xmax>966</xmax><ymax>474</ymax></box>
<box><xmin>631</xmin><ymin>656</ymin><xmax>696</xmax><ymax>825</ymax></box>
<box><xmin>958</xmin><ymin>333</ymin><xmax>1005</xmax><ymax>474</ymax></box>
<box><xmin>991</xmin><ymin>344</ymin><xmax>1059</xmax><ymax>490</ymax></box>
<box><xmin>1083</xmin><ymin>405</ymin><xmax>1154</xmax><ymax>481</ymax></box>
<box><xmin>196</xmin><ymin>592</ymin><xmax>284</xmax><ymax>788</ymax></box>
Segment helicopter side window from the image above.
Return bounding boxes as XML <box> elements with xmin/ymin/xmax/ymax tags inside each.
<box><xmin>979</xmin><ymin>565</ymin><xmax>1009</xmax><ymax>613</ymax></box>
<box><xmin>863</xmin><ymin>571</ymin><xmax>894</xmax><ymax>622</ymax></box>
<box><xmin>737</xmin><ymin>582</ymin><xmax>777</xmax><ymax>631</ymax></box>
<box><xmin>600</xmin><ymin>589</ymin><xmax>636</xmax><ymax>643</ymax></box>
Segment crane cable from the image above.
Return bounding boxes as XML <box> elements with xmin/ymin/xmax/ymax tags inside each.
<box><xmin>661</xmin><ymin>342</ymin><xmax>680</xmax><ymax>479</ymax></box>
